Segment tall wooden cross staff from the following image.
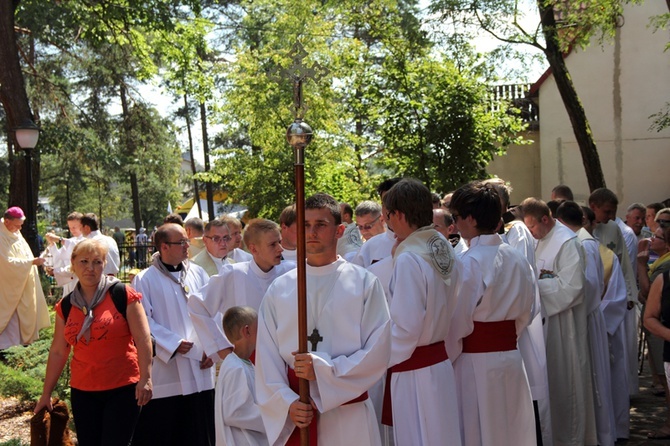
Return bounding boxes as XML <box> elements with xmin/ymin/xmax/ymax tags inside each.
<box><xmin>272</xmin><ymin>41</ymin><xmax>328</xmax><ymax>446</ymax></box>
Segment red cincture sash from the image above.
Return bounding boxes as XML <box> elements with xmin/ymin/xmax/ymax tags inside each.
<box><xmin>381</xmin><ymin>341</ymin><xmax>448</xmax><ymax>426</ymax></box>
<box><xmin>286</xmin><ymin>368</ymin><xmax>369</xmax><ymax>445</ymax></box>
<box><xmin>462</xmin><ymin>320</ymin><xmax>517</xmax><ymax>353</ymax></box>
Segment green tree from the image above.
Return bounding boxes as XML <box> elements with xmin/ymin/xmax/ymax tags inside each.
<box><xmin>429</xmin><ymin>0</ymin><xmax>632</xmax><ymax>191</ymax></box>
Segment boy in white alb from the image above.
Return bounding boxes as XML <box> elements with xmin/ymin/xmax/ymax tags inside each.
<box><xmin>216</xmin><ymin>306</ymin><xmax>267</xmax><ymax>446</ymax></box>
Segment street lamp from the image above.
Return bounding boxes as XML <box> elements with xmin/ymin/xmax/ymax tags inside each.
<box><xmin>15</xmin><ymin>119</ymin><xmax>40</xmax><ymax>256</ymax></box>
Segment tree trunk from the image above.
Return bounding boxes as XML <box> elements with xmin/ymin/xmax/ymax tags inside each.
<box><xmin>537</xmin><ymin>1</ymin><xmax>606</xmax><ymax>192</ymax></box>
<box><xmin>1</xmin><ymin>0</ymin><xmax>40</xmax><ymax>253</ymax></box>
<box><xmin>200</xmin><ymin>102</ymin><xmax>215</xmax><ymax>220</ymax></box>
<box><xmin>120</xmin><ymin>84</ymin><xmax>143</xmax><ymax>232</ymax></box>
<box><xmin>184</xmin><ymin>94</ymin><xmax>201</xmax><ymax>219</ymax></box>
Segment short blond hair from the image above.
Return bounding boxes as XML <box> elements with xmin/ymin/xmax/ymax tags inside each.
<box><xmin>71</xmin><ymin>239</ymin><xmax>109</xmax><ymax>264</ymax></box>
<box><xmin>243</xmin><ymin>219</ymin><xmax>280</xmax><ymax>247</ymax></box>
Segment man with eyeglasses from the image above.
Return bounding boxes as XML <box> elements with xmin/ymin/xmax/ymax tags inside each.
<box><xmin>589</xmin><ymin>188</ymin><xmax>640</xmax><ymax>397</ymax></box>
<box><xmin>131</xmin><ymin>223</ymin><xmax>215</xmax><ymax>446</ymax></box>
<box><xmin>192</xmin><ymin>219</ymin><xmax>235</xmax><ymax>277</ymax></box>
<box><xmin>189</xmin><ymin>218</ymin><xmax>296</xmax><ymax>362</ymax></box>
<box><xmin>352</xmin><ymin>178</ymin><xmax>402</xmax><ymax>269</ymax></box>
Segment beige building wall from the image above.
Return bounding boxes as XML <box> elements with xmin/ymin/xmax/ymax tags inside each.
<box><xmin>537</xmin><ymin>1</ymin><xmax>670</xmax><ymax>212</ymax></box>
<box><xmin>487</xmin><ymin>130</ymin><xmax>542</xmax><ymax>205</ymax></box>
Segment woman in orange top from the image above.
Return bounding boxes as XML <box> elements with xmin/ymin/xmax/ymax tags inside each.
<box><xmin>35</xmin><ymin>239</ymin><xmax>153</xmax><ymax>445</ymax></box>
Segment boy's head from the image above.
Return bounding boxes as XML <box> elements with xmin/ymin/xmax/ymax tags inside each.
<box><xmin>223</xmin><ymin>306</ymin><xmax>258</xmax><ymax>346</ymax></box>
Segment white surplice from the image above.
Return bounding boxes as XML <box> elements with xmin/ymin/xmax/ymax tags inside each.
<box><xmin>188</xmin><ymin>260</ymin><xmax>296</xmax><ymax>356</ymax></box>
<box><xmin>388</xmin><ymin>229</ymin><xmax>463</xmax><ymax>446</ymax></box>
<box><xmin>215</xmin><ymin>353</ymin><xmax>267</xmax><ymax>446</ymax></box>
<box><xmin>87</xmin><ymin>230</ymin><xmax>120</xmax><ymax>275</ymax></box>
<box><xmin>132</xmin><ymin>262</ymin><xmax>214</xmax><ymax>399</ymax></box>
<box><xmin>594</xmin><ymin>220</ymin><xmax>639</xmax><ymax>395</ymax></box>
<box><xmin>450</xmin><ymin>233</ymin><xmax>535</xmax><ymax>446</ymax></box>
<box><xmin>230</xmin><ymin>248</ymin><xmax>253</xmax><ymax>263</ymax></box>
<box><xmin>365</xmin><ymin>256</ymin><xmax>395</xmax><ymax>446</ymax></box>
<box><xmin>47</xmin><ymin>235</ymin><xmax>85</xmax><ymax>295</ymax></box>
<box><xmin>352</xmin><ymin>230</ymin><xmax>395</xmax><ymax>268</ymax></box>
<box><xmin>256</xmin><ymin>257</ymin><xmax>391</xmax><ymax>446</ymax></box>
<box><xmin>504</xmin><ymin>220</ymin><xmax>553</xmax><ymax>446</ymax></box>
<box><xmin>598</xmin><ymin>248</ymin><xmax>630</xmax><ymax>439</ymax></box>
<box><xmin>536</xmin><ymin>223</ymin><xmax>597</xmax><ymax>446</ymax></box>
<box><xmin>577</xmin><ymin>228</ymin><xmax>616</xmax><ymax>446</ymax></box>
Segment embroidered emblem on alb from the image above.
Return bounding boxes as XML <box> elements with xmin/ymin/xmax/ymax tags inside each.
<box><xmin>427</xmin><ymin>234</ymin><xmax>454</xmax><ymax>280</ymax></box>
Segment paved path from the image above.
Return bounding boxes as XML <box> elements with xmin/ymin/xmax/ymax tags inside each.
<box><xmin>623</xmin><ymin>366</ymin><xmax>670</xmax><ymax>445</ymax></box>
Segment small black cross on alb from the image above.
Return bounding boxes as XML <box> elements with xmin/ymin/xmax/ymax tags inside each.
<box><xmin>308</xmin><ymin>328</ymin><xmax>323</xmax><ymax>351</ymax></box>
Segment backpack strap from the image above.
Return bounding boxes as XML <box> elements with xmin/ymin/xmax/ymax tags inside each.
<box><xmin>60</xmin><ymin>293</ymin><xmax>73</xmax><ymax>322</ymax></box>
<box><xmin>109</xmin><ymin>282</ymin><xmax>128</xmax><ymax>319</ymax></box>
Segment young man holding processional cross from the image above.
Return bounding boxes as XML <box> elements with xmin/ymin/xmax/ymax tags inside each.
<box><xmin>255</xmin><ymin>193</ymin><xmax>391</xmax><ymax>446</ymax></box>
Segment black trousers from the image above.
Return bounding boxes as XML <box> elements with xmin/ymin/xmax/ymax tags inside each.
<box><xmin>131</xmin><ymin>389</ymin><xmax>215</xmax><ymax>446</ymax></box>
<box><xmin>71</xmin><ymin>383</ymin><xmax>140</xmax><ymax>446</ymax></box>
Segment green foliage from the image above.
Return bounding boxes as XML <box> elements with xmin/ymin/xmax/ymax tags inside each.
<box><xmin>0</xmin><ymin>439</ymin><xmax>27</xmax><ymax>446</ymax></box>
<box><xmin>0</xmin><ymin>313</ymin><xmax>69</xmax><ymax>403</ymax></box>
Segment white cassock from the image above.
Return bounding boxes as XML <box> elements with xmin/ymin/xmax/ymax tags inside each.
<box><xmin>132</xmin><ymin>263</ymin><xmax>214</xmax><ymax>399</ymax></box>
<box><xmin>231</xmin><ymin>248</ymin><xmax>253</xmax><ymax>263</ymax></box>
<box><xmin>256</xmin><ymin>258</ymin><xmax>391</xmax><ymax>446</ymax></box>
<box><xmin>577</xmin><ymin>228</ymin><xmax>616</xmax><ymax>446</ymax></box>
<box><xmin>599</xmin><ymin>247</ymin><xmax>630</xmax><ymax>439</ymax></box>
<box><xmin>281</xmin><ymin>248</ymin><xmax>296</xmax><ymax>262</ymax></box>
<box><xmin>503</xmin><ymin>220</ymin><xmax>553</xmax><ymax>446</ymax></box>
<box><xmin>47</xmin><ymin>235</ymin><xmax>85</xmax><ymax>295</ymax></box>
<box><xmin>535</xmin><ymin>223</ymin><xmax>597</xmax><ymax>446</ymax></box>
<box><xmin>616</xmin><ymin>218</ymin><xmax>638</xmax><ymax>275</ymax></box>
<box><xmin>352</xmin><ymin>230</ymin><xmax>395</xmax><ymax>268</ymax></box>
<box><xmin>215</xmin><ymin>353</ymin><xmax>267</xmax><ymax>446</ymax></box>
<box><xmin>453</xmin><ymin>236</ymin><xmax>468</xmax><ymax>256</ymax></box>
<box><xmin>188</xmin><ymin>260</ymin><xmax>296</xmax><ymax>356</ymax></box>
<box><xmin>449</xmin><ymin>233</ymin><xmax>535</xmax><ymax>446</ymax></box>
<box><xmin>594</xmin><ymin>220</ymin><xmax>639</xmax><ymax>395</ymax></box>
<box><xmin>365</xmin><ymin>256</ymin><xmax>395</xmax><ymax>446</ymax></box>
<box><xmin>387</xmin><ymin>228</ymin><xmax>463</xmax><ymax>446</ymax></box>
<box><xmin>87</xmin><ymin>230</ymin><xmax>120</xmax><ymax>275</ymax></box>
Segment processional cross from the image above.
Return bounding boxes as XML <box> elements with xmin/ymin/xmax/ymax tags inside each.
<box><xmin>271</xmin><ymin>42</ymin><xmax>329</xmax><ymax>446</ymax></box>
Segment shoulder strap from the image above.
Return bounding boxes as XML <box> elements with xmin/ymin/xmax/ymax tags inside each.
<box><xmin>110</xmin><ymin>282</ymin><xmax>128</xmax><ymax>320</ymax></box>
<box><xmin>60</xmin><ymin>293</ymin><xmax>73</xmax><ymax>322</ymax></box>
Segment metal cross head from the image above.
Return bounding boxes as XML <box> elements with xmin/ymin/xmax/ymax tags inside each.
<box><xmin>268</xmin><ymin>41</ymin><xmax>329</xmax><ymax>119</ymax></box>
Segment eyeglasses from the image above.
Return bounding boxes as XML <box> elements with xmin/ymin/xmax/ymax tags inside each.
<box><xmin>356</xmin><ymin>215</ymin><xmax>381</xmax><ymax>231</ymax></box>
<box><xmin>385</xmin><ymin>210</ymin><xmax>395</xmax><ymax>220</ymax></box>
<box><xmin>451</xmin><ymin>212</ymin><xmax>461</xmax><ymax>220</ymax></box>
<box><xmin>652</xmin><ymin>234</ymin><xmax>666</xmax><ymax>241</ymax></box>
<box><xmin>658</xmin><ymin>219</ymin><xmax>670</xmax><ymax>228</ymax></box>
<box><xmin>205</xmin><ymin>235</ymin><xmax>231</xmax><ymax>244</ymax></box>
<box><xmin>165</xmin><ymin>239</ymin><xmax>190</xmax><ymax>247</ymax></box>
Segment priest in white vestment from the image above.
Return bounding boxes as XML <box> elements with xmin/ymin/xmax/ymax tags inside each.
<box><xmin>589</xmin><ymin>188</ymin><xmax>639</xmax><ymax>395</ymax></box>
<box><xmin>256</xmin><ymin>193</ymin><xmax>391</xmax><ymax>446</ymax></box>
<box><xmin>189</xmin><ymin>218</ymin><xmax>296</xmax><ymax>359</ymax></box>
<box><xmin>131</xmin><ymin>223</ymin><xmax>215</xmax><ymax>446</ymax></box>
<box><xmin>522</xmin><ymin>198</ymin><xmax>598</xmax><ymax>446</ymax></box>
<box><xmin>381</xmin><ymin>179</ymin><xmax>463</xmax><ymax>446</ymax></box>
<box><xmin>557</xmin><ymin>201</ymin><xmax>616</xmax><ymax>446</ymax></box>
<box><xmin>448</xmin><ymin>182</ymin><xmax>535</xmax><ymax>446</ymax></box>
<box><xmin>0</xmin><ymin>207</ymin><xmax>50</xmax><ymax>349</ymax></box>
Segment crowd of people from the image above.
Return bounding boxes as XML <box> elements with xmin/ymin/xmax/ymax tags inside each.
<box><xmin>1</xmin><ymin>176</ymin><xmax>669</xmax><ymax>446</ymax></box>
